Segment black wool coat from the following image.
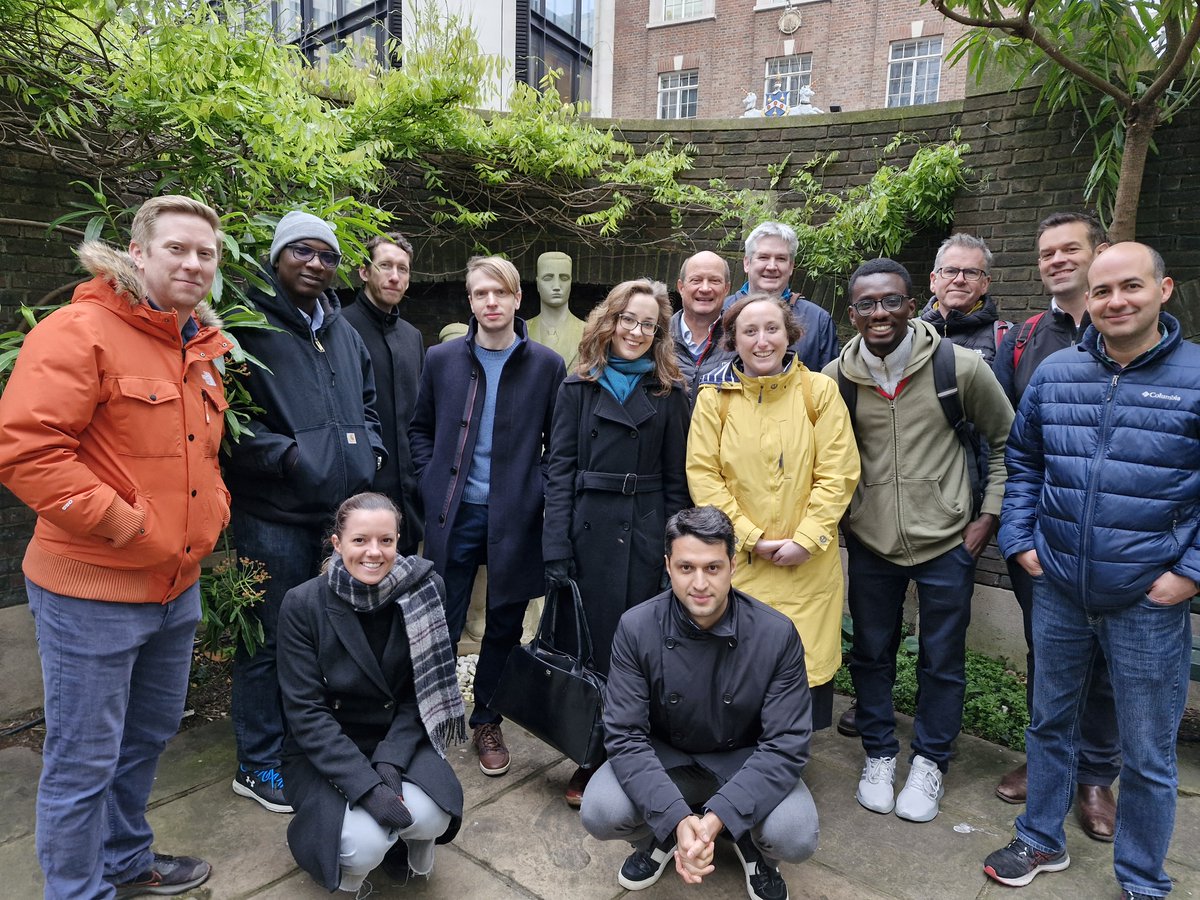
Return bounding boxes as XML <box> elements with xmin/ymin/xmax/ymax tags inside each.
<box><xmin>342</xmin><ymin>292</ymin><xmax>426</xmax><ymax>553</ymax></box>
<box><xmin>542</xmin><ymin>375</ymin><xmax>691</xmax><ymax>673</ymax></box>
<box><xmin>278</xmin><ymin>572</ymin><xmax>463</xmax><ymax>892</ymax></box>
<box><xmin>409</xmin><ymin>319</ymin><xmax>565</xmax><ymax>604</ymax></box>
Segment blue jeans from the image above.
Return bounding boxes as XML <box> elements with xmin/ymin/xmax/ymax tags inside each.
<box><xmin>230</xmin><ymin>509</ymin><xmax>325</xmax><ymax>770</ymax></box>
<box><xmin>1017</xmin><ymin>577</ymin><xmax>1191</xmax><ymax>897</ymax></box>
<box><xmin>440</xmin><ymin>502</ymin><xmax>528</xmax><ymax>729</ymax></box>
<box><xmin>846</xmin><ymin>534</ymin><xmax>976</xmax><ymax>771</ymax></box>
<box><xmin>1006</xmin><ymin>558</ymin><xmax>1120</xmax><ymax>784</ymax></box>
<box><xmin>27</xmin><ymin>579</ymin><xmax>201</xmax><ymax>900</ymax></box>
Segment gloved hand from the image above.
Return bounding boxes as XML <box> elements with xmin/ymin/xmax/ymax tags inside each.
<box><xmin>545</xmin><ymin>558</ymin><xmax>574</xmax><ymax>591</ymax></box>
<box><xmin>358</xmin><ymin>783</ymin><xmax>413</xmax><ymax>832</ymax></box>
<box><xmin>374</xmin><ymin>761</ymin><xmax>405</xmax><ymax>794</ymax></box>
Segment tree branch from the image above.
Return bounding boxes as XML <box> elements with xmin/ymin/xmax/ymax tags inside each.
<box><xmin>1140</xmin><ymin>10</ymin><xmax>1200</xmax><ymax>109</ymax></box>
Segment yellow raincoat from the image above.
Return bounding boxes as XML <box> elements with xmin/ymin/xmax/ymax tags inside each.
<box><xmin>687</xmin><ymin>358</ymin><xmax>860</xmax><ymax>686</ymax></box>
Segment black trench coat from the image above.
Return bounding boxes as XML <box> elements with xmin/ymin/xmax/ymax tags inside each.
<box><xmin>278</xmin><ymin>573</ymin><xmax>463</xmax><ymax>892</ymax></box>
<box><xmin>543</xmin><ymin>375</ymin><xmax>690</xmax><ymax>673</ymax></box>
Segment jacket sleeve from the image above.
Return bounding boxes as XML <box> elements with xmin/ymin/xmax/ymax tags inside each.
<box><xmin>0</xmin><ymin>312</ymin><xmax>145</xmax><ymax>545</ymax></box>
<box><xmin>662</xmin><ymin>386</ymin><xmax>692</xmax><ymax>514</ymax></box>
<box><xmin>543</xmin><ymin>381</ymin><xmax>581</xmax><ymax>563</ymax></box>
<box><xmin>997</xmin><ymin>377</ymin><xmax>1046</xmax><ymax>560</ymax></box>
<box><xmin>604</xmin><ymin>615</ymin><xmax>694</xmax><ymax>843</ymax></box>
<box><xmin>960</xmin><ymin>352</ymin><xmax>1015</xmax><ymax>517</ymax></box>
<box><xmin>815</xmin><ymin>312</ymin><xmax>839</xmax><ymax>371</ymax></box>
<box><xmin>277</xmin><ymin>587</ymin><xmax>383</xmax><ymax>806</ymax></box>
<box><xmin>540</xmin><ymin>356</ymin><xmax>567</xmax><ymax>485</ymax></box>
<box><xmin>408</xmin><ymin>357</ymin><xmax>438</xmax><ymax>479</ymax></box>
<box><xmin>991</xmin><ymin>328</ymin><xmax>1019</xmax><ymax>409</ymax></box>
<box><xmin>686</xmin><ymin>386</ymin><xmax>764</xmax><ymax>552</ymax></box>
<box><xmin>792</xmin><ymin>376</ymin><xmax>860</xmax><ymax>556</ymax></box>
<box><xmin>357</xmin><ymin>332</ymin><xmax>387</xmax><ymax>464</ymax></box>
<box><xmin>705</xmin><ymin>625</ymin><xmax>811</xmax><ymax>840</ymax></box>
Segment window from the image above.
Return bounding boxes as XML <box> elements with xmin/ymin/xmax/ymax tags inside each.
<box><xmin>764</xmin><ymin>55</ymin><xmax>812</xmax><ymax>107</ymax></box>
<box><xmin>526</xmin><ymin>0</ymin><xmax>595</xmax><ymax>104</ymax></box>
<box><xmin>658</xmin><ymin>70</ymin><xmax>699</xmax><ymax>119</ymax></box>
<box><xmin>262</xmin><ymin>0</ymin><xmax>393</xmax><ymax>65</ymax></box>
<box><xmin>886</xmin><ymin>37</ymin><xmax>942</xmax><ymax>107</ymax></box>
<box><xmin>648</xmin><ymin>0</ymin><xmax>714</xmax><ymax>26</ymax></box>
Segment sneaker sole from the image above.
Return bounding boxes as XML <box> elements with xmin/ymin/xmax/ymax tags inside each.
<box><xmin>855</xmin><ymin>788</ymin><xmax>895</xmax><ymax>815</ymax></box>
<box><xmin>114</xmin><ymin>864</ymin><xmax>211</xmax><ymax>898</ymax></box>
<box><xmin>617</xmin><ymin>852</ymin><xmax>673</xmax><ymax>891</ymax></box>
<box><xmin>984</xmin><ymin>852</ymin><xmax>1071</xmax><ymax>887</ymax></box>
<box><xmin>895</xmin><ymin>789</ymin><xmax>944</xmax><ymax>823</ymax></box>
<box><xmin>231</xmin><ymin>779</ymin><xmax>294</xmax><ymax>814</ymax></box>
<box><xmin>732</xmin><ymin>840</ymin><xmax>789</xmax><ymax>900</ymax></box>
<box><xmin>478</xmin><ymin>760</ymin><xmax>510</xmax><ymax>776</ymax></box>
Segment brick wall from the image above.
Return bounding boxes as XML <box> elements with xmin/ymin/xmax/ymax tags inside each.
<box><xmin>611</xmin><ymin>0</ymin><xmax>970</xmax><ymax>120</ymax></box>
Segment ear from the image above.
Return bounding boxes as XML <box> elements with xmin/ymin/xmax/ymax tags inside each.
<box><xmin>330</xmin><ymin>533</ymin><xmax>342</xmax><ymax>554</ymax></box>
<box><xmin>928</xmin><ymin>271</ymin><xmax>938</xmax><ymax>295</ymax></box>
<box><xmin>1160</xmin><ymin>276</ymin><xmax>1174</xmax><ymax>303</ymax></box>
<box><xmin>358</xmin><ymin>265</ymin><xmax>370</xmax><ymax>283</ymax></box>
<box><xmin>743</xmin><ymin>256</ymin><xmax>752</xmax><ymax>275</ymax></box>
<box><xmin>514</xmin><ymin>288</ymin><xmax>522</xmax><ymax>309</ymax></box>
<box><xmin>129</xmin><ymin>240</ymin><xmax>146</xmax><ymax>272</ymax></box>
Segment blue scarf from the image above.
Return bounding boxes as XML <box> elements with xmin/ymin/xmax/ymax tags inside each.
<box><xmin>597</xmin><ymin>353</ymin><xmax>654</xmax><ymax>403</ymax></box>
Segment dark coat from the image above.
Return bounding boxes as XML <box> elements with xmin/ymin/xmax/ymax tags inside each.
<box><xmin>342</xmin><ymin>292</ymin><xmax>426</xmax><ymax>553</ymax></box>
<box><xmin>919</xmin><ymin>293</ymin><xmax>1011</xmax><ymax>364</ymax></box>
<box><xmin>542</xmin><ymin>375</ymin><xmax>691</xmax><ymax>673</ymax></box>
<box><xmin>409</xmin><ymin>318</ymin><xmax>565</xmax><ymax>604</ymax></box>
<box><xmin>668</xmin><ymin>309</ymin><xmax>736</xmax><ymax>402</ymax></box>
<box><xmin>278</xmin><ymin>570</ymin><xmax>463</xmax><ymax>892</ymax></box>
<box><xmin>992</xmin><ymin>303</ymin><xmax>1090</xmax><ymax>408</ymax></box>
<box><xmin>223</xmin><ymin>270</ymin><xmax>385</xmax><ymax>526</ymax></box>
<box><xmin>604</xmin><ymin>588</ymin><xmax>812</xmax><ymax>843</ymax></box>
<box><xmin>999</xmin><ymin>313</ymin><xmax>1200</xmax><ymax>609</ymax></box>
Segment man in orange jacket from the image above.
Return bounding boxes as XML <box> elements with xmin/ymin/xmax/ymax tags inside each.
<box><xmin>0</xmin><ymin>195</ymin><xmax>232</xmax><ymax>899</ymax></box>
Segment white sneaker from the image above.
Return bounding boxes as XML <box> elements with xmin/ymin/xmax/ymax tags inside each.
<box><xmin>856</xmin><ymin>755</ymin><xmax>897</xmax><ymax>813</ymax></box>
<box><xmin>895</xmin><ymin>754</ymin><xmax>944</xmax><ymax>822</ymax></box>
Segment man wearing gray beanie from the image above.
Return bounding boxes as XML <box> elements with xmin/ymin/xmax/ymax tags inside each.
<box><xmin>222</xmin><ymin>209</ymin><xmax>386</xmax><ymax>813</ymax></box>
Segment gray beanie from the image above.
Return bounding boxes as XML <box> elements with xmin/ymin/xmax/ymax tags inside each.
<box><xmin>269</xmin><ymin>210</ymin><xmax>341</xmax><ymax>266</ymax></box>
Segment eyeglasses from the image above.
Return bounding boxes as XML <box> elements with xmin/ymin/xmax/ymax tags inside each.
<box><xmin>616</xmin><ymin>312</ymin><xmax>659</xmax><ymax>336</ymax></box>
<box><xmin>287</xmin><ymin>243</ymin><xmax>342</xmax><ymax>269</ymax></box>
<box><xmin>935</xmin><ymin>266</ymin><xmax>987</xmax><ymax>282</ymax></box>
<box><xmin>849</xmin><ymin>294</ymin><xmax>909</xmax><ymax>316</ymax></box>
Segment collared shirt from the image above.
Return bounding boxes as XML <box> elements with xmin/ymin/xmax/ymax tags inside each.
<box><xmin>297</xmin><ymin>300</ymin><xmax>325</xmax><ymax>334</ymax></box>
<box><xmin>858</xmin><ymin>325</ymin><xmax>915</xmax><ymax>394</ymax></box>
<box><xmin>145</xmin><ymin>297</ymin><xmax>199</xmax><ymax>342</ymax></box>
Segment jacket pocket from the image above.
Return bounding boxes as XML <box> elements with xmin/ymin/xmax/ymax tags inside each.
<box><xmin>292</xmin><ymin>423</ymin><xmax>377</xmax><ymax>507</ymax></box>
<box><xmin>106</xmin><ymin>377</ymin><xmax>183</xmax><ymax>458</ymax></box>
<box><xmin>898</xmin><ymin>478</ymin><xmax>965</xmax><ymax>545</ymax></box>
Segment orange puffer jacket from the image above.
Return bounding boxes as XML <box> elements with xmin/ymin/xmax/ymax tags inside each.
<box><xmin>0</xmin><ymin>242</ymin><xmax>233</xmax><ymax>603</ymax></box>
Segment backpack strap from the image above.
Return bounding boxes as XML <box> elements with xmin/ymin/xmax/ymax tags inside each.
<box><xmin>993</xmin><ymin>319</ymin><xmax>1013</xmax><ymax>350</ymax></box>
<box><xmin>932</xmin><ymin>338</ymin><xmax>985</xmax><ymax>519</ymax></box>
<box><xmin>1011</xmin><ymin>311</ymin><xmax>1045</xmax><ymax>370</ymax></box>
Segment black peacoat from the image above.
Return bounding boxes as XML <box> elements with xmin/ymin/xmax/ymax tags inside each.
<box><xmin>409</xmin><ymin>318</ymin><xmax>565</xmax><ymax>605</ymax></box>
<box><xmin>278</xmin><ymin>572</ymin><xmax>463</xmax><ymax>892</ymax></box>
<box><xmin>543</xmin><ymin>375</ymin><xmax>691</xmax><ymax>673</ymax></box>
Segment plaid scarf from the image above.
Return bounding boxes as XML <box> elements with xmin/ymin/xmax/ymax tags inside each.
<box><xmin>327</xmin><ymin>553</ymin><xmax>467</xmax><ymax>756</ymax></box>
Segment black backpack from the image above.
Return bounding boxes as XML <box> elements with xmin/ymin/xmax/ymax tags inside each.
<box><xmin>837</xmin><ymin>338</ymin><xmax>987</xmax><ymax>519</ymax></box>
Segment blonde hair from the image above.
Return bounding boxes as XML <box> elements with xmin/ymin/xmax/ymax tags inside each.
<box><xmin>129</xmin><ymin>195</ymin><xmax>222</xmax><ymax>255</ymax></box>
<box><xmin>575</xmin><ymin>279</ymin><xmax>681</xmax><ymax>395</ymax></box>
<box><xmin>465</xmin><ymin>255</ymin><xmax>521</xmax><ymax>297</ymax></box>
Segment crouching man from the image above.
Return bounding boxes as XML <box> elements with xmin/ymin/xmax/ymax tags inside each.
<box><xmin>580</xmin><ymin>506</ymin><xmax>817</xmax><ymax>900</ymax></box>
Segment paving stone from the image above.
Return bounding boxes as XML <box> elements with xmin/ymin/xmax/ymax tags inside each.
<box><xmin>0</xmin><ymin>746</ymin><xmax>39</xmax><ymax>843</ymax></box>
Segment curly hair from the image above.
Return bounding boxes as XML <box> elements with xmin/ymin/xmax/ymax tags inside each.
<box><xmin>721</xmin><ymin>293</ymin><xmax>803</xmax><ymax>352</ymax></box>
<box><xmin>575</xmin><ymin>278</ymin><xmax>682</xmax><ymax>395</ymax></box>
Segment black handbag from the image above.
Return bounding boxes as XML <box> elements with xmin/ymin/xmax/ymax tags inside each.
<box><xmin>489</xmin><ymin>578</ymin><xmax>607</xmax><ymax>767</ymax></box>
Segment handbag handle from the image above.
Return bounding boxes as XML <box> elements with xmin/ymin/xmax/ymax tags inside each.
<box><xmin>533</xmin><ymin>578</ymin><xmax>597</xmax><ymax>671</ymax></box>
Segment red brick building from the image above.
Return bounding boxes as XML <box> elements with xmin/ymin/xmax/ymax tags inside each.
<box><xmin>610</xmin><ymin>0</ymin><xmax>972</xmax><ymax>119</ymax></box>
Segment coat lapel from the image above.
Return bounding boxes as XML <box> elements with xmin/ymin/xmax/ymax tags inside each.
<box><xmin>324</xmin><ymin>595</ymin><xmax>392</xmax><ymax>696</ymax></box>
<box><xmin>593</xmin><ymin>382</ymin><xmax>657</xmax><ymax>428</ymax></box>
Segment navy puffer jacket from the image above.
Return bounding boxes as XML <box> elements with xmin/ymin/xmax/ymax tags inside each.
<box><xmin>999</xmin><ymin>312</ymin><xmax>1200</xmax><ymax>609</ymax></box>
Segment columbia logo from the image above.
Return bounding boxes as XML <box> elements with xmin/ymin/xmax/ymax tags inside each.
<box><xmin>1142</xmin><ymin>391</ymin><xmax>1182</xmax><ymax>402</ymax></box>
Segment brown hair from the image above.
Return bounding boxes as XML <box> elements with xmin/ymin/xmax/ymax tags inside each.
<box><xmin>365</xmin><ymin>232</ymin><xmax>413</xmax><ymax>265</ymax></box>
<box><xmin>129</xmin><ymin>195</ymin><xmax>222</xmax><ymax>256</ymax></box>
<box><xmin>575</xmin><ymin>278</ymin><xmax>682</xmax><ymax>395</ymax></box>
<box><xmin>331</xmin><ymin>492</ymin><xmax>402</xmax><ymax>540</ymax></box>
<box><xmin>722</xmin><ymin>293</ymin><xmax>803</xmax><ymax>351</ymax></box>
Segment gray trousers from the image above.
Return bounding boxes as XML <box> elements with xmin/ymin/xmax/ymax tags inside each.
<box><xmin>337</xmin><ymin>782</ymin><xmax>451</xmax><ymax>892</ymax></box>
<box><xmin>579</xmin><ymin>761</ymin><xmax>819</xmax><ymax>865</ymax></box>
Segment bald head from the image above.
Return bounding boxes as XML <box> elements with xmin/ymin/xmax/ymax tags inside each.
<box><xmin>1086</xmin><ymin>241</ymin><xmax>1173</xmax><ymax>365</ymax></box>
<box><xmin>678</xmin><ymin>251</ymin><xmax>731</xmax><ymax>330</ymax></box>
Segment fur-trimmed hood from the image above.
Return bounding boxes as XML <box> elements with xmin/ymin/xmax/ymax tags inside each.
<box><xmin>75</xmin><ymin>240</ymin><xmax>223</xmax><ymax>329</ymax></box>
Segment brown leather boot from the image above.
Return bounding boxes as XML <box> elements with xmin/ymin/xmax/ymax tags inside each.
<box><xmin>1076</xmin><ymin>783</ymin><xmax>1116</xmax><ymax>842</ymax></box>
<box><xmin>837</xmin><ymin>700</ymin><xmax>859</xmax><ymax>737</ymax></box>
<box><xmin>995</xmin><ymin>763</ymin><xmax>1027</xmax><ymax>804</ymax></box>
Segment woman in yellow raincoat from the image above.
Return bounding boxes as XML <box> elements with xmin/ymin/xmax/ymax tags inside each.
<box><xmin>687</xmin><ymin>293</ymin><xmax>860</xmax><ymax>729</ymax></box>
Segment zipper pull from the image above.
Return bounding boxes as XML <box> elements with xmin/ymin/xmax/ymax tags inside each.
<box><xmin>313</xmin><ymin>334</ymin><xmax>325</xmax><ymax>353</ymax></box>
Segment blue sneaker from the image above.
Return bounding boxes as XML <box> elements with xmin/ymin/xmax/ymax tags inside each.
<box><xmin>232</xmin><ymin>765</ymin><xmax>293</xmax><ymax>813</ymax></box>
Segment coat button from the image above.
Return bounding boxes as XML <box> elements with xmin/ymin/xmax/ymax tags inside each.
<box><xmin>583</xmin><ymin>521</ymin><xmax>591</xmax><ymax>529</ymax></box>
<box><xmin>439</xmin><ymin>514</ymin><xmax>446</xmax><ymax>524</ymax></box>
<box><xmin>460</xmin><ymin>419</ymin><xmax>467</xmax><ymax>427</ymax></box>
<box><xmin>668</xmin><ymin>692</ymin><xmax>680</xmax><ymax>704</ymax></box>
<box><xmin>590</xmin><ymin>429</ymin><xmax>598</xmax><ymax>438</ymax></box>
<box><xmin>728</xmin><ymin>638</ymin><xmax>738</xmax><ymax>648</ymax></box>
<box><xmin>450</xmin><ymin>466</ymin><xmax>457</xmax><ymax>474</ymax></box>
<box><xmin>149</xmin><ymin>393</ymin><xmax>157</xmax><ymax>401</ymax></box>
<box><xmin>187</xmin><ymin>434</ymin><xmax>195</xmax><ymax>441</ymax></box>
<box><xmin>384</xmin><ymin>700</ymin><xmax>394</xmax><ymax>709</ymax></box>
<box><xmin>629</xmin><ymin>430</ymin><xmax>637</xmax><ymax>438</ymax></box>
<box><xmin>191</xmin><ymin>490</ymin><xmax>197</xmax><ymax>497</ymax></box>
<box><xmin>621</xmin><ymin>522</ymin><xmax>630</xmax><ymax>531</ymax></box>
<box><xmin>722</xmin><ymin>692</ymin><xmax>733</xmax><ymax>704</ymax></box>
<box><xmin>665</xmin><ymin>637</ymin><xmax>676</xmax><ymax>649</ymax></box>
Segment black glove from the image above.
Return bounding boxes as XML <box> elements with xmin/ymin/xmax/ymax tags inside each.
<box><xmin>357</xmin><ymin>783</ymin><xmax>413</xmax><ymax>832</ymax></box>
<box><xmin>374</xmin><ymin>761</ymin><xmax>405</xmax><ymax>794</ymax></box>
<box><xmin>545</xmin><ymin>558</ymin><xmax>574</xmax><ymax>591</ymax></box>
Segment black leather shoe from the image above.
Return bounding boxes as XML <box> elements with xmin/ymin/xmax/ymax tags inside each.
<box><xmin>837</xmin><ymin>700</ymin><xmax>859</xmax><ymax>737</ymax></box>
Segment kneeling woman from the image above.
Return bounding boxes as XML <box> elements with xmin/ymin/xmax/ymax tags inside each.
<box><xmin>278</xmin><ymin>492</ymin><xmax>466</xmax><ymax>892</ymax></box>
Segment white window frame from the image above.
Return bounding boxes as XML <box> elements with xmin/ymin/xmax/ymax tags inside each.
<box><xmin>763</xmin><ymin>54</ymin><xmax>813</xmax><ymax>108</ymax></box>
<box><xmin>648</xmin><ymin>0</ymin><xmax>715</xmax><ymax>27</ymax></box>
<box><xmin>886</xmin><ymin>37</ymin><xmax>942</xmax><ymax>108</ymax></box>
<box><xmin>658</xmin><ymin>70</ymin><xmax>699</xmax><ymax>119</ymax></box>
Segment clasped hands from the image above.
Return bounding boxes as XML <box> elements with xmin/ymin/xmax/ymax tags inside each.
<box><xmin>752</xmin><ymin>539</ymin><xmax>811</xmax><ymax>567</ymax></box>
<box><xmin>673</xmin><ymin>811</ymin><xmax>724</xmax><ymax>884</ymax></box>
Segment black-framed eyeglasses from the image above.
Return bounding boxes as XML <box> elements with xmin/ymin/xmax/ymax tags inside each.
<box><xmin>850</xmin><ymin>294</ymin><xmax>909</xmax><ymax>316</ymax></box>
<box><xmin>935</xmin><ymin>266</ymin><xmax>987</xmax><ymax>282</ymax></box>
<box><xmin>287</xmin><ymin>243</ymin><xmax>342</xmax><ymax>269</ymax></box>
<box><xmin>616</xmin><ymin>312</ymin><xmax>659</xmax><ymax>336</ymax></box>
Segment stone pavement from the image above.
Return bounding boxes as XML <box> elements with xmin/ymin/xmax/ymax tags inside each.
<box><xmin>1</xmin><ymin>695</ymin><xmax>1197</xmax><ymax>900</ymax></box>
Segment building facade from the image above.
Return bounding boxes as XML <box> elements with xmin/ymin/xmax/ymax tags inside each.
<box><xmin>611</xmin><ymin>0</ymin><xmax>971</xmax><ymax>120</ymax></box>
